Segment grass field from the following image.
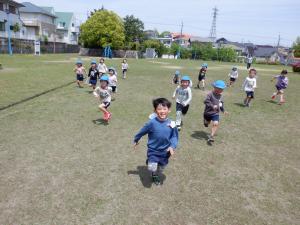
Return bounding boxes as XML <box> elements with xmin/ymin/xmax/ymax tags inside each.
<box><xmin>0</xmin><ymin>54</ymin><xmax>299</xmax><ymax>225</ymax></box>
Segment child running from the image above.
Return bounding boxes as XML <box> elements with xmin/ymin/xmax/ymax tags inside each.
<box><xmin>121</xmin><ymin>59</ymin><xmax>129</xmax><ymax>79</ymax></box>
<box><xmin>197</xmin><ymin>63</ymin><xmax>208</xmax><ymax>90</ymax></box>
<box><xmin>242</xmin><ymin>68</ymin><xmax>257</xmax><ymax>107</ymax></box>
<box><xmin>97</xmin><ymin>57</ymin><xmax>108</xmax><ymax>77</ymax></box>
<box><xmin>74</xmin><ymin>60</ymin><xmax>86</xmax><ymax>88</ymax></box>
<box><xmin>172</xmin><ymin>70</ymin><xmax>181</xmax><ymax>84</ymax></box>
<box><xmin>271</xmin><ymin>69</ymin><xmax>289</xmax><ymax>105</ymax></box>
<box><xmin>228</xmin><ymin>66</ymin><xmax>239</xmax><ymax>87</ymax></box>
<box><xmin>203</xmin><ymin>80</ymin><xmax>228</xmax><ymax>143</ymax></box>
<box><xmin>93</xmin><ymin>75</ymin><xmax>112</xmax><ymax>121</ymax></box>
<box><xmin>108</xmin><ymin>67</ymin><xmax>118</xmax><ymax>97</ymax></box>
<box><xmin>88</xmin><ymin>60</ymin><xmax>99</xmax><ymax>90</ymax></box>
<box><xmin>133</xmin><ymin>98</ymin><xmax>178</xmax><ymax>185</ymax></box>
<box><xmin>172</xmin><ymin>75</ymin><xmax>192</xmax><ymax>131</ymax></box>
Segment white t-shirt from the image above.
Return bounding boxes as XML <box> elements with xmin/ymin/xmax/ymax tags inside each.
<box><xmin>173</xmin><ymin>86</ymin><xmax>192</xmax><ymax>106</ymax></box>
<box><xmin>93</xmin><ymin>86</ymin><xmax>112</xmax><ymax>103</ymax></box>
<box><xmin>122</xmin><ymin>63</ymin><xmax>128</xmax><ymax>70</ymax></box>
<box><xmin>229</xmin><ymin>70</ymin><xmax>238</xmax><ymax>79</ymax></box>
<box><xmin>242</xmin><ymin>77</ymin><xmax>257</xmax><ymax>92</ymax></box>
<box><xmin>97</xmin><ymin>63</ymin><xmax>108</xmax><ymax>73</ymax></box>
<box><xmin>108</xmin><ymin>75</ymin><xmax>117</xmax><ymax>87</ymax></box>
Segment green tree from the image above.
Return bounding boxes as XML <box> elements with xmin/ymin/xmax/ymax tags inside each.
<box><xmin>123</xmin><ymin>15</ymin><xmax>144</xmax><ymax>43</ymax></box>
<box><xmin>80</xmin><ymin>10</ymin><xmax>125</xmax><ymax>49</ymax></box>
<box><xmin>170</xmin><ymin>42</ymin><xmax>180</xmax><ymax>56</ymax></box>
<box><xmin>142</xmin><ymin>39</ymin><xmax>166</xmax><ymax>57</ymax></box>
<box><xmin>293</xmin><ymin>37</ymin><xmax>300</xmax><ymax>57</ymax></box>
<box><xmin>159</xmin><ymin>31</ymin><xmax>171</xmax><ymax>38</ymax></box>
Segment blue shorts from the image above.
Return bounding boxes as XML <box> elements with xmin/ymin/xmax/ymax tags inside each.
<box><xmin>246</xmin><ymin>91</ymin><xmax>254</xmax><ymax>98</ymax></box>
<box><xmin>76</xmin><ymin>74</ymin><xmax>84</xmax><ymax>81</ymax></box>
<box><xmin>276</xmin><ymin>85</ymin><xmax>285</xmax><ymax>91</ymax></box>
<box><xmin>89</xmin><ymin>79</ymin><xmax>97</xmax><ymax>85</ymax></box>
<box><xmin>204</xmin><ymin>114</ymin><xmax>219</xmax><ymax>122</ymax></box>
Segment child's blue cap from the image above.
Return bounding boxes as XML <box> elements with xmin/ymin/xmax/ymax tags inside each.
<box><xmin>91</xmin><ymin>60</ymin><xmax>97</xmax><ymax>65</ymax></box>
<box><xmin>181</xmin><ymin>75</ymin><xmax>191</xmax><ymax>82</ymax></box>
<box><xmin>202</xmin><ymin>63</ymin><xmax>208</xmax><ymax>68</ymax></box>
<box><xmin>76</xmin><ymin>60</ymin><xmax>82</xmax><ymax>65</ymax></box>
<box><xmin>212</xmin><ymin>80</ymin><xmax>226</xmax><ymax>89</ymax></box>
<box><xmin>100</xmin><ymin>75</ymin><xmax>109</xmax><ymax>82</ymax></box>
<box><xmin>175</xmin><ymin>70</ymin><xmax>180</xmax><ymax>75</ymax></box>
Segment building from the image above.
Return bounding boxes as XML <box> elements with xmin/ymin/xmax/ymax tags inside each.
<box><xmin>0</xmin><ymin>0</ymin><xmax>25</xmax><ymax>40</ymax></box>
<box><xmin>19</xmin><ymin>2</ymin><xmax>57</xmax><ymax>41</ymax></box>
<box><xmin>54</xmin><ymin>12</ymin><xmax>79</xmax><ymax>44</ymax></box>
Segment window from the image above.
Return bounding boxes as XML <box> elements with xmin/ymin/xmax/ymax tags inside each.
<box><xmin>0</xmin><ymin>3</ymin><xmax>4</xmax><ymax>11</ymax></box>
<box><xmin>0</xmin><ymin>22</ymin><xmax>5</xmax><ymax>31</ymax></box>
<box><xmin>10</xmin><ymin>25</ymin><xmax>14</xmax><ymax>31</ymax></box>
<box><xmin>9</xmin><ymin>5</ymin><xmax>16</xmax><ymax>14</ymax></box>
<box><xmin>72</xmin><ymin>23</ymin><xmax>74</xmax><ymax>27</ymax></box>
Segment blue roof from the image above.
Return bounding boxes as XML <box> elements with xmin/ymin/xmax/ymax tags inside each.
<box><xmin>20</xmin><ymin>2</ymin><xmax>57</xmax><ymax>18</ymax></box>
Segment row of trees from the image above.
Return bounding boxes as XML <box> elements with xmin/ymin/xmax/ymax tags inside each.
<box><xmin>79</xmin><ymin>9</ymin><xmax>237</xmax><ymax>61</ymax></box>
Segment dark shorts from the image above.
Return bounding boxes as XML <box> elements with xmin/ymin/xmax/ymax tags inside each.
<box><xmin>76</xmin><ymin>74</ymin><xmax>84</xmax><ymax>81</ymax></box>
<box><xmin>122</xmin><ymin>69</ymin><xmax>127</xmax><ymax>73</ymax></box>
<box><xmin>246</xmin><ymin>91</ymin><xmax>254</xmax><ymax>98</ymax></box>
<box><xmin>276</xmin><ymin>85</ymin><xmax>285</xmax><ymax>91</ymax></box>
<box><xmin>230</xmin><ymin>77</ymin><xmax>236</xmax><ymax>82</ymax></box>
<box><xmin>173</xmin><ymin>77</ymin><xmax>179</xmax><ymax>84</ymax></box>
<box><xmin>89</xmin><ymin>79</ymin><xmax>97</xmax><ymax>85</ymax></box>
<box><xmin>198</xmin><ymin>74</ymin><xmax>206</xmax><ymax>81</ymax></box>
<box><xmin>176</xmin><ymin>103</ymin><xmax>189</xmax><ymax>115</ymax></box>
<box><xmin>102</xmin><ymin>102</ymin><xmax>110</xmax><ymax>109</ymax></box>
<box><xmin>204</xmin><ymin>114</ymin><xmax>219</xmax><ymax>122</ymax></box>
<box><xmin>111</xmin><ymin>86</ymin><xmax>117</xmax><ymax>93</ymax></box>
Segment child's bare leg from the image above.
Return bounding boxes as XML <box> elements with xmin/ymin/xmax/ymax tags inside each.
<box><xmin>202</xmin><ymin>80</ymin><xmax>205</xmax><ymax>88</ymax></box>
<box><xmin>211</xmin><ymin>121</ymin><xmax>219</xmax><ymax>137</ymax></box>
<box><xmin>99</xmin><ymin>104</ymin><xmax>109</xmax><ymax>114</ymax></box>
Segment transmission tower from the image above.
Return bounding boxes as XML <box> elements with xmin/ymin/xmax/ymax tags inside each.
<box><xmin>209</xmin><ymin>7</ymin><xmax>218</xmax><ymax>41</ymax></box>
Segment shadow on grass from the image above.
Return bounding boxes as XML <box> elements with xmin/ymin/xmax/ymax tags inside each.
<box><xmin>92</xmin><ymin>118</ymin><xmax>108</xmax><ymax>126</ymax></box>
<box><xmin>191</xmin><ymin>131</ymin><xmax>213</xmax><ymax>146</ymax></box>
<box><xmin>127</xmin><ymin>166</ymin><xmax>166</xmax><ymax>188</ymax></box>
<box><xmin>86</xmin><ymin>90</ymin><xmax>94</xmax><ymax>94</ymax></box>
<box><xmin>233</xmin><ymin>102</ymin><xmax>246</xmax><ymax>107</ymax></box>
<box><xmin>266</xmin><ymin>100</ymin><xmax>278</xmax><ymax>105</ymax></box>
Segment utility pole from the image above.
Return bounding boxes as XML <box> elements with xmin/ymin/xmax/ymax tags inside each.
<box><xmin>178</xmin><ymin>21</ymin><xmax>183</xmax><ymax>59</ymax></box>
<box><xmin>5</xmin><ymin>9</ymin><xmax>12</xmax><ymax>55</ymax></box>
<box><xmin>209</xmin><ymin>6</ymin><xmax>218</xmax><ymax>42</ymax></box>
<box><xmin>276</xmin><ymin>33</ymin><xmax>281</xmax><ymax>49</ymax></box>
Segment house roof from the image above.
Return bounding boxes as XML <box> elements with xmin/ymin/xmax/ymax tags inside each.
<box><xmin>254</xmin><ymin>47</ymin><xmax>277</xmax><ymax>57</ymax></box>
<box><xmin>40</xmin><ymin>6</ymin><xmax>55</xmax><ymax>16</ymax></box>
<box><xmin>0</xmin><ymin>0</ymin><xmax>24</xmax><ymax>8</ymax></box>
<box><xmin>55</xmin><ymin>12</ymin><xmax>74</xmax><ymax>29</ymax></box>
<box><xmin>190</xmin><ymin>36</ymin><xmax>213</xmax><ymax>43</ymax></box>
<box><xmin>19</xmin><ymin>2</ymin><xmax>57</xmax><ymax>18</ymax></box>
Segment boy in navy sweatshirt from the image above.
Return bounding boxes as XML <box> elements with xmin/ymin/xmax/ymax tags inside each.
<box><xmin>134</xmin><ymin>98</ymin><xmax>179</xmax><ymax>185</ymax></box>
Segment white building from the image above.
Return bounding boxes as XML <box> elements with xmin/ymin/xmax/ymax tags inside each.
<box><xmin>0</xmin><ymin>0</ymin><xmax>25</xmax><ymax>40</ymax></box>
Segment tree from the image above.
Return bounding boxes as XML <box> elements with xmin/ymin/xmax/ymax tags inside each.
<box><xmin>293</xmin><ymin>37</ymin><xmax>300</xmax><ymax>57</ymax></box>
<box><xmin>159</xmin><ymin>31</ymin><xmax>171</xmax><ymax>38</ymax></box>
<box><xmin>170</xmin><ymin>43</ymin><xmax>180</xmax><ymax>56</ymax></box>
<box><xmin>80</xmin><ymin>10</ymin><xmax>125</xmax><ymax>49</ymax></box>
<box><xmin>142</xmin><ymin>39</ymin><xmax>166</xmax><ymax>57</ymax></box>
<box><xmin>123</xmin><ymin>15</ymin><xmax>144</xmax><ymax>43</ymax></box>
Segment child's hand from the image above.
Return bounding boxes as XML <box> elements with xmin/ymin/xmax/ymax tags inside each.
<box><xmin>172</xmin><ymin>96</ymin><xmax>175</xmax><ymax>99</ymax></box>
<box><xmin>224</xmin><ymin>111</ymin><xmax>229</xmax><ymax>116</ymax></box>
<box><xmin>133</xmin><ymin>142</ymin><xmax>139</xmax><ymax>149</ymax></box>
<box><xmin>167</xmin><ymin>147</ymin><xmax>175</xmax><ymax>156</ymax></box>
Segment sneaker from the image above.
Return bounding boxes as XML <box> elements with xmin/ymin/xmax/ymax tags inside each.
<box><xmin>103</xmin><ymin>112</ymin><xmax>109</xmax><ymax>121</ymax></box>
<box><xmin>177</xmin><ymin>125</ymin><xmax>181</xmax><ymax>131</ymax></box>
<box><xmin>207</xmin><ymin>135</ymin><xmax>215</xmax><ymax>142</ymax></box>
<box><xmin>271</xmin><ymin>95</ymin><xmax>276</xmax><ymax>100</ymax></box>
<box><xmin>197</xmin><ymin>84</ymin><xmax>200</xmax><ymax>89</ymax></box>
<box><xmin>152</xmin><ymin>174</ymin><xmax>161</xmax><ymax>185</ymax></box>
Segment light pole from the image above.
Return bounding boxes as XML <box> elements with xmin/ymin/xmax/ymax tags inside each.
<box><xmin>5</xmin><ymin>9</ymin><xmax>13</xmax><ymax>55</ymax></box>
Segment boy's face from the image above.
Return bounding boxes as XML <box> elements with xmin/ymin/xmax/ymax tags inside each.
<box><xmin>91</xmin><ymin>64</ymin><xmax>96</xmax><ymax>68</ymax></box>
<box><xmin>100</xmin><ymin>81</ymin><xmax>108</xmax><ymax>88</ymax></box>
<box><xmin>213</xmin><ymin>87</ymin><xmax>223</xmax><ymax>95</ymax></box>
<box><xmin>249</xmin><ymin>71</ymin><xmax>256</xmax><ymax>78</ymax></box>
<box><xmin>109</xmin><ymin>70</ymin><xmax>113</xmax><ymax>75</ymax></box>
<box><xmin>154</xmin><ymin>104</ymin><xmax>171</xmax><ymax>121</ymax></box>
<box><xmin>100</xmin><ymin>59</ymin><xmax>104</xmax><ymax>63</ymax></box>
<box><xmin>181</xmin><ymin>80</ymin><xmax>189</xmax><ymax>88</ymax></box>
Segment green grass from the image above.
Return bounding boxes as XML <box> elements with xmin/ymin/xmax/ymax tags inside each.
<box><xmin>0</xmin><ymin>54</ymin><xmax>299</xmax><ymax>225</ymax></box>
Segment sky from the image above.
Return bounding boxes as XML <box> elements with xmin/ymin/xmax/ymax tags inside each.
<box><xmin>16</xmin><ymin>0</ymin><xmax>300</xmax><ymax>47</ymax></box>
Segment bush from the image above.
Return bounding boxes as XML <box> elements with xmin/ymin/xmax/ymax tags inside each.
<box><xmin>141</xmin><ymin>40</ymin><xmax>167</xmax><ymax>57</ymax></box>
